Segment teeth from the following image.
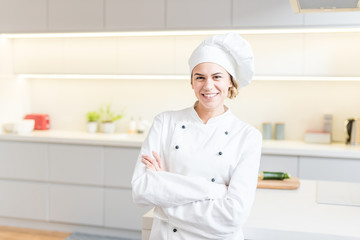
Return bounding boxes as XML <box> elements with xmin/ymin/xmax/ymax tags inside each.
<box><xmin>203</xmin><ymin>93</ymin><xmax>217</xmax><ymax>98</ymax></box>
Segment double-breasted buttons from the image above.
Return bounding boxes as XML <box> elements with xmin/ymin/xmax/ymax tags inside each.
<box><xmin>175</xmin><ymin>145</ymin><xmax>179</xmax><ymax>149</ymax></box>
<box><xmin>182</xmin><ymin>125</ymin><xmax>186</xmax><ymax>129</ymax></box>
<box><xmin>173</xmin><ymin>228</ymin><xmax>177</xmax><ymax>232</ymax></box>
<box><xmin>218</xmin><ymin>151</ymin><xmax>223</xmax><ymax>155</ymax></box>
<box><xmin>225</xmin><ymin>131</ymin><xmax>229</xmax><ymax>135</ymax></box>
<box><xmin>211</xmin><ymin>178</ymin><xmax>215</xmax><ymax>182</ymax></box>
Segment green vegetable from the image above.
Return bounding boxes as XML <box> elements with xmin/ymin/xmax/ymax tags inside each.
<box><xmin>259</xmin><ymin>171</ymin><xmax>291</xmax><ymax>180</ymax></box>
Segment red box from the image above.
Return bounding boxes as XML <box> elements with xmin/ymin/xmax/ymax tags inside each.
<box><xmin>24</xmin><ymin>114</ymin><xmax>50</xmax><ymax>130</ymax></box>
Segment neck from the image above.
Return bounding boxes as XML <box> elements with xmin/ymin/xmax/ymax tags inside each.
<box><xmin>194</xmin><ymin>102</ymin><xmax>226</xmax><ymax>124</ymax></box>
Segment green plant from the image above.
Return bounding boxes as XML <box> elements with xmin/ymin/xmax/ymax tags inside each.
<box><xmin>86</xmin><ymin>111</ymin><xmax>100</xmax><ymax>122</ymax></box>
<box><xmin>99</xmin><ymin>104</ymin><xmax>123</xmax><ymax>123</ymax></box>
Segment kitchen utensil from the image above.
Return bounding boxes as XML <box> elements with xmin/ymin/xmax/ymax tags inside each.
<box><xmin>257</xmin><ymin>177</ymin><xmax>300</xmax><ymax>190</ymax></box>
<box><xmin>345</xmin><ymin>118</ymin><xmax>360</xmax><ymax>145</ymax></box>
<box><xmin>24</xmin><ymin>114</ymin><xmax>50</xmax><ymax>130</ymax></box>
<box><xmin>3</xmin><ymin>119</ymin><xmax>35</xmax><ymax>133</ymax></box>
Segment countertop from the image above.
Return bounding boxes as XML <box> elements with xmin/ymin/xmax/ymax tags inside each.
<box><xmin>1</xmin><ymin>130</ymin><xmax>360</xmax><ymax>158</ymax></box>
<box><xmin>142</xmin><ymin>180</ymin><xmax>360</xmax><ymax>240</ymax></box>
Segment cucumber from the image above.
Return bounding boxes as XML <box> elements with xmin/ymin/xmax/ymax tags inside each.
<box><xmin>259</xmin><ymin>171</ymin><xmax>290</xmax><ymax>180</ymax></box>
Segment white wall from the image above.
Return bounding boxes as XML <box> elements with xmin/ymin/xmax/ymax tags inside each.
<box><xmin>0</xmin><ymin>37</ymin><xmax>30</xmax><ymax>133</ymax></box>
<box><xmin>5</xmin><ymin>32</ymin><xmax>360</xmax><ymax>141</ymax></box>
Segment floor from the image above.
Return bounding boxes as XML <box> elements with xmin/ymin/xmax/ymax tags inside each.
<box><xmin>0</xmin><ymin>226</ymin><xmax>71</xmax><ymax>240</ymax></box>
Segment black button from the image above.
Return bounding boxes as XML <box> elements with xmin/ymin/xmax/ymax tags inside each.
<box><xmin>225</xmin><ymin>131</ymin><xmax>229</xmax><ymax>135</ymax></box>
<box><xmin>182</xmin><ymin>125</ymin><xmax>186</xmax><ymax>129</ymax></box>
<box><xmin>211</xmin><ymin>178</ymin><xmax>215</xmax><ymax>182</ymax></box>
<box><xmin>173</xmin><ymin>228</ymin><xmax>177</xmax><ymax>232</ymax></box>
<box><xmin>219</xmin><ymin>152</ymin><xmax>223</xmax><ymax>155</ymax></box>
<box><xmin>175</xmin><ymin>145</ymin><xmax>179</xmax><ymax>149</ymax></box>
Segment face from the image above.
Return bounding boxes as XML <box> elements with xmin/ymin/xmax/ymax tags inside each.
<box><xmin>191</xmin><ymin>62</ymin><xmax>232</xmax><ymax>112</ymax></box>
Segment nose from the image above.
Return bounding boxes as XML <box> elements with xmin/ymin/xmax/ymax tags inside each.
<box><xmin>203</xmin><ymin>78</ymin><xmax>214</xmax><ymax>90</ymax></box>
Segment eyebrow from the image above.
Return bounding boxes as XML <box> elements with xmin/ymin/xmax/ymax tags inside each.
<box><xmin>193</xmin><ymin>72</ymin><xmax>224</xmax><ymax>76</ymax></box>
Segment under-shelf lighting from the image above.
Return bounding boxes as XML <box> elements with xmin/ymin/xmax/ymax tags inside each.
<box><xmin>3</xmin><ymin>27</ymin><xmax>360</xmax><ymax>39</ymax></box>
<box><xmin>17</xmin><ymin>74</ymin><xmax>360</xmax><ymax>82</ymax></box>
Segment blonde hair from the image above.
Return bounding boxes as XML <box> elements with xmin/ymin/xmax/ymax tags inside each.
<box><xmin>228</xmin><ymin>75</ymin><xmax>239</xmax><ymax>99</ymax></box>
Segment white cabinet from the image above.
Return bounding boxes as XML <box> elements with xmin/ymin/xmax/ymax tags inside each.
<box><xmin>104</xmin><ymin>147</ymin><xmax>140</xmax><ymax>188</ymax></box>
<box><xmin>304</xmin><ymin>12</ymin><xmax>360</xmax><ymax>27</ymax></box>
<box><xmin>166</xmin><ymin>0</ymin><xmax>232</xmax><ymax>29</ymax></box>
<box><xmin>105</xmin><ymin>0</ymin><xmax>165</xmax><ymax>31</ymax></box>
<box><xmin>0</xmin><ymin>180</ymin><xmax>47</xmax><ymax>220</ymax></box>
<box><xmin>48</xmin><ymin>144</ymin><xmax>103</xmax><ymax>186</ymax></box>
<box><xmin>299</xmin><ymin>156</ymin><xmax>360</xmax><ymax>183</ymax></box>
<box><xmin>0</xmin><ymin>0</ymin><xmax>47</xmax><ymax>33</ymax></box>
<box><xmin>49</xmin><ymin>185</ymin><xmax>103</xmax><ymax>226</ymax></box>
<box><xmin>233</xmin><ymin>0</ymin><xmax>303</xmax><ymax>28</ymax></box>
<box><xmin>260</xmin><ymin>154</ymin><xmax>298</xmax><ymax>177</ymax></box>
<box><xmin>0</xmin><ymin>141</ymin><xmax>47</xmax><ymax>181</ymax></box>
<box><xmin>105</xmin><ymin>188</ymin><xmax>151</xmax><ymax>230</ymax></box>
<box><xmin>48</xmin><ymin>0</ymin><xmax>104</xmax><ymax>31</ymax></box>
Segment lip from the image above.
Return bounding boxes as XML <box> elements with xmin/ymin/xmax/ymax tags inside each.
<box><xmin>201</xmin><ymin>92</ymin><xmax>219</xmax><ymax>99</ymax></box>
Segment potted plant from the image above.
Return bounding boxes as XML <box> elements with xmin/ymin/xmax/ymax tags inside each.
<box><xmin>99</xmin><ymin>104</ymin><xmax>123</xmax><ymax>134</ymax></box>
<box><xmin>86</xmin><ymin>111</ymin><xmax>100</xmax><ymax>133</ymax></box>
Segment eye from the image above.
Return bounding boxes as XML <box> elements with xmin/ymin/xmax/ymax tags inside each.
<box><xmin>213</xmin><ymin>75</ymin><xmax>222</xmax><ymax>80</ymax></box>
<box><xmin>195</xmin><ymin>76</ymin><xmax>205</xmax><ymax>80</ymax></box>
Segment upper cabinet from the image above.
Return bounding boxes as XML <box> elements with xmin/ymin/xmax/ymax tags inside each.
<box><xmin>166</xmin><ymin>0</ymin><xmax>232</xmax><ymax>29</ymax></box>
<box><xmin>0</xmin><ymin>0</ymin><xmax>47</xmax><ymax>33</ymax></box>
<box><xmin>232</xmin><ymin>0</ymin><xmax>303</xmax><ymax>28</ymax></box>
<box><xmin>48</xmin><ymin>0</ymin><xmax>104</xmax><ymax>31</ymax></box>
<box><xmin>105</xmin><ymin>0</ymin><xmax>165</xmax><ymax>31</ymax></box>
<box><xmin>1</xmin><ymin>0</ymin><xmax>360</xmax><ymax>33</ymax></box>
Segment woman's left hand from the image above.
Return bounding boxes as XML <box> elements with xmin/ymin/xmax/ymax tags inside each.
<box><xmin>142</xmin><ymin>151</ymin><xmax>164</xmax><ymax>172</ymax></box>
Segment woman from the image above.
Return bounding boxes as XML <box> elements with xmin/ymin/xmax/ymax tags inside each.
<box><xmin>132</xmin><ymin>32</ymin><xmax>262</xmax><ymax>240</ymax></box>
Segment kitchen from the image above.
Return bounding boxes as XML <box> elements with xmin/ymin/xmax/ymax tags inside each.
<box><xmin>0</xmin><ymin>0</ymin><xmax>360</xmax><ymax>239</ymax></box>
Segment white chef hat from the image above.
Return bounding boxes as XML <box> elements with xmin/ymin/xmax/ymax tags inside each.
<box><xmin>188</xmin><ymin>32</ymin><xmax>254</xmax><ymax>88</ymax></box>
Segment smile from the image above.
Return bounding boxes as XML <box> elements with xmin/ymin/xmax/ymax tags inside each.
<box><xmin>201</xmin><ymin>93</ymin><xmax>219</xmax><ymax>98</ymax></box>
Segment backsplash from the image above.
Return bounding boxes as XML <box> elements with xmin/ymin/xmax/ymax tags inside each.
<box><xmin>1</xmin><ymin>32</ymin><xmax>360</xmax><ymax>141</ymax></box>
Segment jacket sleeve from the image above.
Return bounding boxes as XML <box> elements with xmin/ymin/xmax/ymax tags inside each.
<box><xmin>131</xmin><ymin>113</ymin><xmax>227</xmax><ymax>208</ymax></box>
<box><xmin>162</xmin><ymin>129</ymin><xmax>262</xmax><ymax>239</ymax></box>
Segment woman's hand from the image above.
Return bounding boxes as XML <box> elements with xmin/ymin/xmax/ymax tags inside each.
<box><xmin>142</xmin><ymin>151</ymin><xmax>164</xmax><ymax>172</ymax></box>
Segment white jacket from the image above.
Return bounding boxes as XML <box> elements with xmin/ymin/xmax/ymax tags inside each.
<box><xmin>132</xmin><ymin>106</ymin><xmax>262</xmax><ymax>240</ymax></box>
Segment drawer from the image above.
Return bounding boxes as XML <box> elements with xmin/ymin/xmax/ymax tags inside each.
<box><xmin>104</xmin><ymin>147</ymin><xmax>140</xmax><ymax>188</ymax></box>
<box><xmin>49</xmin><ymin>144</ymin><xmax>103</xmax><ymax>185</ymax></box>
<box><xmin>0</xmin><ymin>141</ymin><xmax>47</xmax><ymax>181</ymax></box>
<box><xmin>49</xmin><ymin>184</ymin><xmax>103</xmax><ymax>226</ymax></box>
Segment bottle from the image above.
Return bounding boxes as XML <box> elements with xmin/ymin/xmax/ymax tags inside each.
<box><xmin>323</xmin><ymin>114</ymin><xmax>332</xmax><ymax>133</ymax></box>
<box><xmin>128</xmin><ymin>117</ymin><xmax>137</xmax><ymax>134</ymax></box>
<box><xmin>137</xmin><ymin>117</ymin><xmax>145</xmax><ymax>134</ymax></box>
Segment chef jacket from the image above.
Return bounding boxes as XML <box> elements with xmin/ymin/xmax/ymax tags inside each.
<box><xmin>132</xmin><ymin>105</ymin><xmax>262</xmax><ymax>240</ymax></box>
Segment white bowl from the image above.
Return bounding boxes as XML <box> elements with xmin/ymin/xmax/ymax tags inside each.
<box><xmin>3</xmin><ymin>119</ymin><xmax>35</xmax><ymax>133</ymax></box>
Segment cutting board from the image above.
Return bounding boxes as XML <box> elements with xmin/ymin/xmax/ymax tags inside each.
<box><xmin>257</xmin><ymin>177</ymin><xmax>300</xmax><ymax>190</ymax></box>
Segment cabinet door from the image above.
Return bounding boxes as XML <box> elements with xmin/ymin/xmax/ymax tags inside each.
<box><xmin>0</xmin><ymin>0</ymin><xmax>47</xmax><ymax>33</ymax></box>
<box><xmin>104</xmin><ymin>188</ymin><xmax>151</xmax><ymax>230</ymax></box>
<box><xmin>48</xmin><ymin>0</ymin><xmax>104</xmax><ymax>31</ymax></box>
<box><xmin>105</xmin><ymin>0</ymin><xmax>165</xmax><ymax>31</ymax></box>
<box><xmin>49</xmin><ymin>185</ymin><xmax>103</xmax><ymax>226</ymax></box>
<box><xmin>0</xmin><ymin>180</ymin><xmax>47</xmax><ymax>220</ymax></box>
<box><xmin>260</xmin><ymin>154</ymin><xmax>298</xmax><ymax>177</ymax></box>
<box><xmin>104</xmin><ymin>147</ymin><xmax>140</xmax><ymax>188</ymax></box>
<box><xmin>233</xmin><ymin>0</ymin><xmax>303</xmax><ymax>28</ymax></box>
<box><xmin>166</xmin><ymin>0</ymin><xmax>232</xmax><ymax>29</ymax></box>
<box><xmin>299</xmin><ymin>156</ymin><xmax>360</xmax><ymax>182</ymax></box>
<box><xmin>48</xmin><ymin>144</ymin><xmax>103</xmax><ymax>186</ymax></box>
<box><xmin>304</xmin><ymin>12</ymin><xmax>360</xmax><ymax>27</ymax></box>
<box><xmin>0</xmin><ymin>141</ymin><xmax>47</xmax><ymax>181</ymax></box>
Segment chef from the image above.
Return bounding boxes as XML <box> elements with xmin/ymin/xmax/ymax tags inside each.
<box><xmin>132</xmin><ymin>32</ymin><xmax>262</xmax><ymax>240</ymax></box>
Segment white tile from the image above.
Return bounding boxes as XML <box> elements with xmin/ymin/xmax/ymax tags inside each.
<box><xmin>116</xmin><ymin>36</ymin><xmax>175</xmax><ymax>74</ymax></box>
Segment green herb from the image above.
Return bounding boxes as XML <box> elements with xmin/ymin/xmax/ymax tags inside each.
<box><xmin>99</xmin><ymin>104</ymin><xmax>123</xmax><ymax>123</ymax></box>
<box><xmin>86</xmin><ymin>111</ymin><xmax>100</xmax><ymax>122</ymax></box>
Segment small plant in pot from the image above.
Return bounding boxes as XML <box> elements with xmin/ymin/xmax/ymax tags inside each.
<box><xmin>99</xmin><ymin>104</ymin><xmax>123</xmax><ymax>134</ymax></box>
<box><xmin>86</xmin><ymin>111</ymin><xmax>100</xmax><ymax>133</ymax></box>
